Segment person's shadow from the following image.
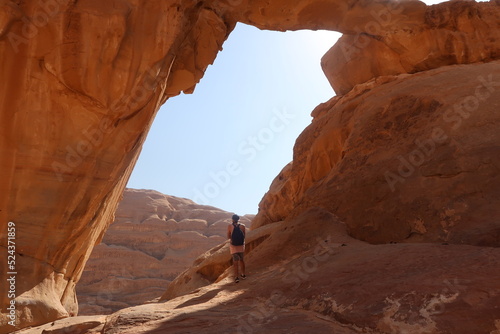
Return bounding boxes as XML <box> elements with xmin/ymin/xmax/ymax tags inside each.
<box><xmin>173</xmin><ymin>288</ymin><xmax>224</xmax><ymax>310</ymax></box>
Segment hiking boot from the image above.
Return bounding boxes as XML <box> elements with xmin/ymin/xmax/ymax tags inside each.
<box><xmin>235</xmin><ymin>277</ymin><xmax>239</xmax><ymax>283</ymax></box>
<box><xmin>241</xmin><ymin>274</ymin><xmax>246</xmax><ymax>280</ymax></box>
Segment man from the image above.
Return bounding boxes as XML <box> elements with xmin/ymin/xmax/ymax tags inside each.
<box><xmin>227</xmin><ymin>214</ymin><xmax>246</xmax><ymax>283</ymax></box>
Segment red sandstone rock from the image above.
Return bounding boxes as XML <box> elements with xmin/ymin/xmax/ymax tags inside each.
<box><xmin>77</xmin><ymin>189</ymin><xmax>252</xmax><ymax>315</ymax></box>
<box><xmin>2</xmin><ymin>0</ymin><xmax>500</xmax><ymax>332</ymax></box>
<box><xmin>16</xmin><ymin>208</ymin><xmax>500</xmax><ymax>334</ymax></box>
<box><xmin>254</xmin><ymin>60</ymin><xmax>500</xmax><ymax>247</ymax></box>
<box><xmin>322</xmin><ymin>1</ymin><xmax>500</xmax><ymax>95</ymax></box>
<box><xmin>0</xmin><ymin>1</ymin><xmax>230</xmax><ymax>331</ymax></box>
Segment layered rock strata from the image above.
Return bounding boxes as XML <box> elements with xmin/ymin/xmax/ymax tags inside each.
<box><xmin>77</xmin><ymin>188</ymin><xmax>252</xmax><ymax>315</ymax></box>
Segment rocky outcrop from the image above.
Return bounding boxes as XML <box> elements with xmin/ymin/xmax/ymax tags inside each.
<box><xmin>2</xmin><ymin>0</ymin><xmax>500</xmax><ymax>332</ymax></box>
<box><xmin>160</xmin><ymin>216</ymin><xmax>274</xmax><ymax>301</ymax></box>
<box><xmin>76</xmin><ymin>188</ymin><xmax>252</xmax><ymax>315</ymax></box>
<box><xmin>229</xmin><ymin>1</ymin><xmax>500</xmax><ymax>94</ymax></box>
<box><xmin>254</xmin><ymin>60</ymin><xmax>500</xmax><ymax>246</ymax></box>
<box><xmin>0</xmin><ymin>1</ymin><xmax>232</xmax><ymax>331</ymax></box>
<box><xmin>16</xmin><ymin>208</ymin><xmax>500</xmax><ymax>333</ymax></box>
<box><xmin>322</xmin><ymin>1</ymin><xmax>500</xmax><ymax>94</ymax></box>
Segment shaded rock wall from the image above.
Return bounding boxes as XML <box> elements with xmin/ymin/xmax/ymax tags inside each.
<box><xmin>0</xmin><ymin>0</ymin><xmax>231</xmax><ymax>331</ymax></box>
<box><xmin>77</xmin><ymin>188</ymin><xmax>252</xmax><ymax>315</ymax></box>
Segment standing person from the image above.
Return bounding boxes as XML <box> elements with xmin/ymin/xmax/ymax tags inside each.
<box><xmin>227</xmin><ymin>214</ymin><xmax>246</xmax><ymax>283</ymax></box>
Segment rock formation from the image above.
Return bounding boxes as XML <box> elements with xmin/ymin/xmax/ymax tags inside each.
<box><xmin>254</xmin><ymin>60</ymin><xmax>500</xmax><ymax>246</ymax></box>
<box><xmin>0</xmin><ymin>1</ymin><xmax>232</xmax><ymax>331</ymax></box>
<box><xmin>153</xmin><ymin>60</ymin><xmax>500</xmax><ymax>333</ymax></box>
<box><xmin>14</xmin><ymin>208</ymin><xmax>500</xmax><ymax>333</ymax></box>
<box><xmin>253</xmin><ymin>0</ymin><xmax>500</xmax><ymax>247</ymax></box>
<box><xmin>1</xmin><ymin>0</ymin><xmax>500</xmax><ymax>333</ymax></box>
<box><xmin>322</xmin><ymin>1</ymin><xmax>500</xmax><ymax>94</ymax></box>
<box><xmin>76</xmin><ymin>188</ymin><xmax>252</xmax><ymax>315</ymax></box>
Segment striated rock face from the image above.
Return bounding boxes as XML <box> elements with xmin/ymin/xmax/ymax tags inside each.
<box><xmin>77</xmin><ymin>188</ymin><xmax>252</xmax><ymax>315</ymax></box>
<box><xmin>2</xmin><ymin>0</ymin><xmax>500</xmax><ymax>332</ymax></box>
<box><xmin>255</xmin><ymin>60</ymin><xmax>500</xmax><ymax>245</ymax></box>
<box><xmin>0</xmin><ymin>1</ymin><xmax>232</xmax><ymax>331</ymax></box>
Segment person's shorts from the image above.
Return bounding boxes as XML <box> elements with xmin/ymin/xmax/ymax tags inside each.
<box><xmin>232</xmin><ymin>252</ymin><xmax>244</xmax><ymax>261</ymax></box>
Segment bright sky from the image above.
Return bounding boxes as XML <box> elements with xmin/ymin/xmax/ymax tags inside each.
<box><xmin>127</xmin><ymin>0</ymin><xmax>475</xmax><ymax>215</ymax></box>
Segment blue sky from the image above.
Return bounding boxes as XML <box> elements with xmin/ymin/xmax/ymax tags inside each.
<box><xmin>128</xmin><ymin>24</ymin><xmax>340</xmax><ymax>215</ymax></box>
<box><xmin>127</xmin><ymin>0</ymin><xmax>461</xmax><ymax>215</ymax></box>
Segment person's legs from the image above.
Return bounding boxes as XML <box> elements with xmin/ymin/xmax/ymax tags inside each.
<box><xmin>235</xmin><ymin>252</ymin><xmax>245</xmax><ymax>278</ymax></box>
<box><xmin>240</xmin><ymin>259</ymin><xmax>246</xmax><ymax>277</ymax></box>
<box><xmin>233</xmin><ymin>259</ymin><xmax>240</xmax><ymax>277</ymax></box>
<box><xmin>232</xmin><ymin>253</ymin><xmax>240</xmax><ymax>280</ymax></box>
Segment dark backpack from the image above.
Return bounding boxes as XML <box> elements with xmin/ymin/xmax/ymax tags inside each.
<box><xmin>231</xmin><ymin>223</ymin><xmax>245</xmax><ymax>246</ymax></box>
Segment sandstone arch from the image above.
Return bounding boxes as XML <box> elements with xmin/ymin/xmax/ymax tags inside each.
<box><xmin>1</xmin><ymin>0</ymin><xmax>499</xmax><ymax>331</ymax></box>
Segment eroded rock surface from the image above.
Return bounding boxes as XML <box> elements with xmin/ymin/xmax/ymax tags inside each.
<box><xmin>17</xmin><ymin>208</ymin><xmax>500</xmax><ymax>334</ymax></box>
<box><xmin>0</xmin><ymin>1</ymin><xmax>232</xmax><ymax>331</ymax></box>
<box><xmin>1</xmin><ymin>0</ymin><xmax>500</xmax><ymax>332</ymax></box>
<box><xmin>254</xmin><ymin>60</ymin><xmax>500</xmax><ymax>246</ymax></box>
<box><xmin>77</xmin><ymin>188</ymin><xmax>252</xmax><ymax>315</ymax></box>
<box><xmin>227</xmin><ymin>1</ymin><xmax>500</xmax><ymax>94</ymax></box>
<box><xmin>322</xmin><ymin>1</ymin><xmax>500</xmax><ymax>94</ymax></box>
